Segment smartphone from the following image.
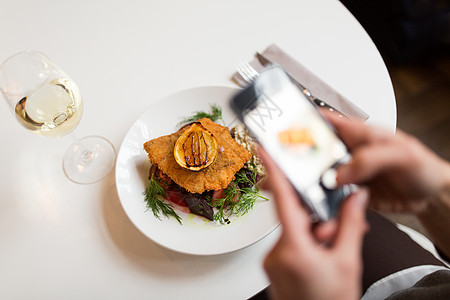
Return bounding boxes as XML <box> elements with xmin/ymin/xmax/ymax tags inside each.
<box><xmin>230</xmin><ymin>65</ymin><xmax>352</xmax><ymax>222</ymax></box>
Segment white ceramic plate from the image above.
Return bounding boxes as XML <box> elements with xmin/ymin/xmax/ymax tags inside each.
<box><xmin>115</xmin><ymin>86</ymin><xmax>279</xmax><ymax>255</ymax></box>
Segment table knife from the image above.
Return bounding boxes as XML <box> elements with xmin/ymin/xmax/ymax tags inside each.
<box><xmin>256</xmin><ymin>52</ymin><xmax>345</xmax><ymax>118</ymax></box>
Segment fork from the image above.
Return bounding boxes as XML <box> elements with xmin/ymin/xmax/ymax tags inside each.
<box><xmin>236</xmin><ymin>62</ymin><xmax>344</xmax><ymax>117</ymax></box>
<box><xmin>236</xmin><ymin>62</ymin><xmax>259</xmax><ymax>86</ymax></box>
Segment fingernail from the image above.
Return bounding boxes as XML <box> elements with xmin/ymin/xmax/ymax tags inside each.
<box><xmin>353</xmin><ymin>189</ymin><xmax>369</xmax><ymax>208</ymax></box>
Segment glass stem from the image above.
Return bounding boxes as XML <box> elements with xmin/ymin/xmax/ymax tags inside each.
<box><xmin>68</xmin><ymin>132</ymin><xmax>96</xmax><ymax>163</ymax></box>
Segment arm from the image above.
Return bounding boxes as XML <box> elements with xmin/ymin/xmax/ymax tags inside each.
<box><xmin>326</xmin><ymin>112</ymin><xmax>450</xmax><ymax>258</ymax></box>
<box><xmin>417</xmin><ymin>181</ymin><xmax>450</xmax><ymax>259</ymax></box>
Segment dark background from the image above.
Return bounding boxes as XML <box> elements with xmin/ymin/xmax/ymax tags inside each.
<box><xmin>340</xmin><ymin>0</ymin><xmax>450</xmax><ymax>65</ymax></box>
<box><xmin>340</xmin><ymin>0</ymin><xmax>450</xmax><ymax>236</ymax></box>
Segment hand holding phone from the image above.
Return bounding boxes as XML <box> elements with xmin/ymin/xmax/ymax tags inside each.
<box><xmin>230</xmin><ymin>66</ymin><xmax>353</xmax><ymax>221</ymax></box>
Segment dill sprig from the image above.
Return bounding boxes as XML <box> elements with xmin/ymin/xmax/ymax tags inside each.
<box><xmin>143</xmin><ymin>175</ymin><xmax>182</xmax><ymax>224</ymax></box>
<box><xmin>212</xmin><ymin>169</ymin><xmax>268</xmax><ymax>224</ymax></box>
<box><xmin>178</xmin><ymin>104</ymin><xmax>225</xmax><ymax>126</ymax></box>
<box><xmin>232</xmin><ymin>172</ymin><xmax>268</xmax><ymax>216</ymax></box>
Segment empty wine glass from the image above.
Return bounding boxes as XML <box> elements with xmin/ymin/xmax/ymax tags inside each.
<box><xmin>0</xmin><ymin>51</ymin><xmax>116</xmax><ymax>184</ymax></box>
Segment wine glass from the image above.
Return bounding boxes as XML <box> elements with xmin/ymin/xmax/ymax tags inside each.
<box><xmin>0</xmin><ymin>51</ymin><xmax>116</xmax><ymax>184</ymax></box>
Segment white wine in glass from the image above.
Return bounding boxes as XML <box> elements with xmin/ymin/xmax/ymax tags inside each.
<box><xmin>0</xmin><ymin>51</ymin><xmax>115</xmax><ymax>184</ymax></box>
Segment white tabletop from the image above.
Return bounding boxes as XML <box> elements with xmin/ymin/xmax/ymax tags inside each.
<box><xmin>0</xmin><ymin>0</ymin><xmax>396</xmax><ymax>299</ymax></box>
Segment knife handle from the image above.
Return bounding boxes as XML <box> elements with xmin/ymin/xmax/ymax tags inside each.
<box><xmin>302</xmin><ymin>89</ymin><xmax>345</xmax><ymax>118</ymax></box>
<box><xmin>287</xmin><ymin>76</ymin><xmax>346</xmax><ymax>118</ymax></box>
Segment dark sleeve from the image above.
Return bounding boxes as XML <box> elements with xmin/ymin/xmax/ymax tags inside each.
<box><xmin>385</xmin><ymin>270</ymin><xmax>450</xmax><ymax>299</ymax></box>
<box><xmin>362</xmin><ymin>211</ymin><xmax>447</xmax><ymax>292</ymax></box>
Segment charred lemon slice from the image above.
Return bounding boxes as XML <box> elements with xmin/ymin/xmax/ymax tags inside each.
<box><xmin>174</xmin><ymin>122</ymin><xmax>218</xmax><ymax>171</ymax></box>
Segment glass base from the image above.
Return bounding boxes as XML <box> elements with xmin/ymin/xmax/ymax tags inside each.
<box><xmin>63</xmin><ymin>135</ymin><xmax>116</xmax><ymax>184</ymax></box>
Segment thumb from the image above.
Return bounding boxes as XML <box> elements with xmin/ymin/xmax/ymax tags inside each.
<box><xmin>334</xmin><ymin>189</ymin><xmax>369</xmax><ymax>256</ymax></box>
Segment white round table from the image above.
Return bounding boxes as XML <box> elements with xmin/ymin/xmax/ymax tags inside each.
<box><xmin>0</xmin><ymin>0</ymin><xmax>396</xmax><ymax>299</ymax></box>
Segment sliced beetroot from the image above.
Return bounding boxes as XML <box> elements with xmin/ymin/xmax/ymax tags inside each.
<box><xmin>185</xmin><ymin>194</ymin><xmax>214</xmax><ymax>220</ymax></box>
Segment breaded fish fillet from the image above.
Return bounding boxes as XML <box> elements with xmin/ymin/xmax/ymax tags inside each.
<box><xmin>144</xmin><ymin>118</ymin><xmax>252</xmax><ymax>193</ymax></box>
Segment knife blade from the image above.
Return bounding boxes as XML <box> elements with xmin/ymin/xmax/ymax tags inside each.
<box><xmin>256</xmin><ymin>52</ymin><xmax>346</xmax><ymax>118</ymax></box>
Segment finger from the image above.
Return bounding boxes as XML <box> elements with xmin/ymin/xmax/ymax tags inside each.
<box><xmin>258</xmin><ymin>148</ymin><xmax>313</xmax><ymax>238</ymax></box>
<box><xmin>336</xmin><ymin>143</ymin><xmax>410</xmax><ymax>185</ymax></box>
<box><xmin>334</xmin><ymin>189</ymin><xmax>368</xmax><ymax>257</ymax></box>
<box><xmin>259</xmin><ymin>176</ymin><xmax>270</xmax><ymax>191</ymax></box>
<box><xmin>313</xmin><ymin>220</ymin><xmax>337</xmax><ymax>243</ymax></box>
<box><xmin>321</xmin><ymin>110</ymin><xmax>393</xmax><ymax>150</ymax></box>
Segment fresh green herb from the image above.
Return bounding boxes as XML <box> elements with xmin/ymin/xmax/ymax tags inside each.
<box><xmin>233</xmin><ymin>173</ymin><xmax>268</xmax><ymax>216</ymax></box>
<box><xmin>143</xmin><ymin>175</ymin><xmax>182</xmax><ymax>224</ymax></box>
<box><xmin>212</xmin><ymin>169</ymin><xmax>268</xmax><ymax>224</ymax></box>
<box><xmin>178</xmin><ymin>104</ymin><xmax>225</xmax><ymax>126</ymax></box>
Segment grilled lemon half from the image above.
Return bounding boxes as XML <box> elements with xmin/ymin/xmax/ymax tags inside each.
<box><xmin>174</xmin><ymin>122</ymin><xmax>218</xmax><ymax>171</ymax></box>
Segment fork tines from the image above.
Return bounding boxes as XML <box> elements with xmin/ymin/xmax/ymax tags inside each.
<box><xmin>236</xmin><ymin>62</ymin><xmax>259</xmax><ymax>85</ymax></box>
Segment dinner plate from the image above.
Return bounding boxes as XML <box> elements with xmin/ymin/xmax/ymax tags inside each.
<box><xmin>115</xmin><ymin>86</ymin><xmax>279</xmax><ymax>255</ymax></box>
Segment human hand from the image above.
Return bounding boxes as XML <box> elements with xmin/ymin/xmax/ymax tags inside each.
<box><xmin>326</xmin><ymin>112</ymin><xmax>450</xmax><ymax>214</ymax></box>
<box><xmin>259</xmin><ymin>149</ymin><xmax>368</xmax><ymax>300</ymax></box>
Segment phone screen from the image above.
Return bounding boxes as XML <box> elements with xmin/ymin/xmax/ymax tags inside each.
<box><xmin>233</xmin><ymin>66</ymin><xmax>350</xmax><ymax>220</ymax></box>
